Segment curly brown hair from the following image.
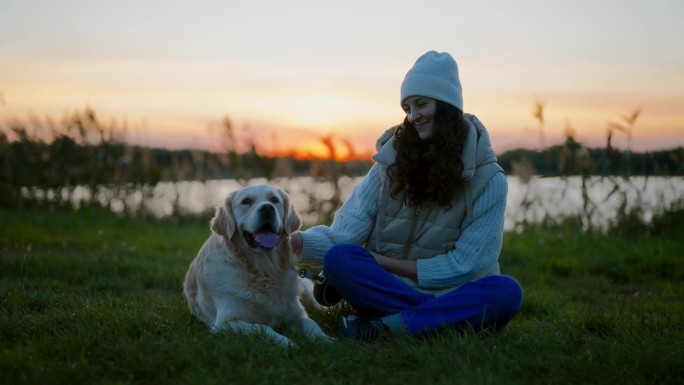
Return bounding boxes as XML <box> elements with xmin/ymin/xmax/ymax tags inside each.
<box><xmin>387</xmin><ymin>101</ymin><xmax>468</xmax><ymax>207</ymax></box>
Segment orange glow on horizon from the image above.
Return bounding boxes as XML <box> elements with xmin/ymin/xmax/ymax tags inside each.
<box><xmin>260</xmin><ymin>146</ymin><xmax>374</xmax><ymax>162</ymax></box>
<box><xmin>254</xmin><ymin>132</ymin><xmax>374</xmax><ymax>162</ymax></box>
<box><xmin>1</xmin><ymin>60</ymin><xmax>682</xmax><ymax>159</ymax></box>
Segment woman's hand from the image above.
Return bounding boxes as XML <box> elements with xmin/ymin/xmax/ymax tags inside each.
<box><xmin>290</xmin><ymin>231</ymin><xmax>303</xmax><ymax>257</ymax></box>
<box><xmin>368</xmin><ymin>251</ymin><xmax>418</xmax><ymax>281</ymax></box>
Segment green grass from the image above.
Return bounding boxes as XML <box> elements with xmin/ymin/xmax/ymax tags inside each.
<box><xmin>1</xmin><ymin>208</ymin><xmax>683</xmax><ymax>385</ymax></box>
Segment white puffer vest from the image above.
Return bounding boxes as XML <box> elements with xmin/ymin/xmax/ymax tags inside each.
<box><xmin>366</xmin><ymin>114</ymin><xmax>504</xmax><ymax>263</ymax></box>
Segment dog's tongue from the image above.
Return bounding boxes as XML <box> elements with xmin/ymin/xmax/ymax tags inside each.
<box><xmin>255</xmin><ymin>232</ymin><xmax>279</xmax><ymax>248</ymax></box>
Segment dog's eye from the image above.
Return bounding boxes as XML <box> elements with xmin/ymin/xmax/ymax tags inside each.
<box><xmin>269</xmin><ymin>196</ymin><xmax>280</xmax><ymax>204</ymax></box>
<box><xmin>241</xmin><ymin>197</ymin><xmax>253</xmax><ymax>205</ymax></box>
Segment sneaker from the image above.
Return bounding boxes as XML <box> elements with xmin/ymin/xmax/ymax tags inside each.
<box><xmin>339</xmin><ymin>315</ymin><xmax>386</xmax><ymax>341</ymax></box>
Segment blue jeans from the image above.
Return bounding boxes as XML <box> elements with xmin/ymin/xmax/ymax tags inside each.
<box><xmin>322</xmin><ymin>243</ymin><xmax>523</xmax><ymax>335</ymax></box>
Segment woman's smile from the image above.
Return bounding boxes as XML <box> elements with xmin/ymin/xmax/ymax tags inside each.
<box><xmin>403</xmin><ymin>96</ymin><xmax>437</xmax><ymax>139</ymax></box>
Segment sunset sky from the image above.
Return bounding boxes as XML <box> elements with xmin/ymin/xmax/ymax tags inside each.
<box><xmin>1</xmin><ymin>0</ymin><xmax>682</xmax><ymax>159</ymax></box>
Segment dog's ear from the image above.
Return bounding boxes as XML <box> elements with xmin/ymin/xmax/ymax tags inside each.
<box><xmin>211</xmin><ymin>196</ymin><xmax>236</xmax><ymax>238</ymax></box>
<box><xmin>278</xmin><ymin>188</ymin><xmax>301</xmax><ymax>234</ymax></box>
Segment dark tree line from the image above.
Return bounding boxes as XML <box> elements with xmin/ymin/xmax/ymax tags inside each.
<box><xmin>497</xmin><ymin>137</ymin><xmax>684</xmax><ymax>177</ymax></box>
<box><xmin>1</xmin><ymin>108</ymin><xmax>681</xmax><ymax>210</ymax></box>
<box><xmin>0</xmin><ymin>109</ymin><xmax>372</xmax><ymax>209</ymax></box>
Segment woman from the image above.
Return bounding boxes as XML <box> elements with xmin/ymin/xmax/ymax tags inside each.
<box><xmin>291</xmin><ymin>51</ymin><xmax>523</xmax><ymax>340</ymax></box>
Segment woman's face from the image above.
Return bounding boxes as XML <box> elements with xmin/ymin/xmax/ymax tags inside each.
<box><xmin>402</xmin><ymin>96</ymin><xmax>437</xmax><ymax>139</ymax></box>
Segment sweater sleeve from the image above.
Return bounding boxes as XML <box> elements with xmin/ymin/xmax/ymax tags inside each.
<box><xmin>299</xmin><ymin>163</ymin><xmax>382</xmax><ymax>264</ymax></box>
<box><xmin>416</xmin><ymin>172</ymin><xmax>507</xmax><ymax>289</ymax></box>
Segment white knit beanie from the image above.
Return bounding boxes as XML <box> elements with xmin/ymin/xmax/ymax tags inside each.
<box><xmin>400</xmin><ymin>51</ymin><xmax>463</xmax><ymax>111</ymax></box>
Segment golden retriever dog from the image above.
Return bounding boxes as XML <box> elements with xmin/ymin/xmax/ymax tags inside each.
<box><xmin>183</xmin><ymin>185</ymin><xmax>331</xmax><ymax>347</ymax></box>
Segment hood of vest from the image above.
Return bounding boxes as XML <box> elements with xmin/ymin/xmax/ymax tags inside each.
<box><xmin>372</xmin><ymin>113</ymin><xmax>498</xmax><ymax>181</ymax></box>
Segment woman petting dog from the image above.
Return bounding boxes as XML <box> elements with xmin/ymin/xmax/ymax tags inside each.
<box><xmin>290</xmin><ymin>51</ymin><xmax>523</xmax><ymax>341</ymax></box>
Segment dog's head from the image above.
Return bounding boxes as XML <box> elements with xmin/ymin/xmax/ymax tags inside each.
<box><xmin>210</xmin><ymin>185</ymin><xmax>301</xmax><ymax>250</ymax></box>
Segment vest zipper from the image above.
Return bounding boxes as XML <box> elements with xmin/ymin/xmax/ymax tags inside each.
<box><xmin>402</xmin><ymin>207</ymin><xmax>421</xmax><ymax>259</ymax></box>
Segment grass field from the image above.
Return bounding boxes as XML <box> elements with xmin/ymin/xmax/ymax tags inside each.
<box><xmin>1</xmin><ymin>207</ymin><xmax>682</xmax><ymax>385</ymax></box>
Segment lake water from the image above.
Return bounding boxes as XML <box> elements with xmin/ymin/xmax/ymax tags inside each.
<box><xmin>72</xmin><ymin>175</ymin><xmax>683</xmax><ymax>232</ymax></box>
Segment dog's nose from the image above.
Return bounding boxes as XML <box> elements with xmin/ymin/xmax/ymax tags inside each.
<box><xmin>259</xmin><ymin>204</ymin><xmax>275</xmax><ymax>217</ymax></box>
